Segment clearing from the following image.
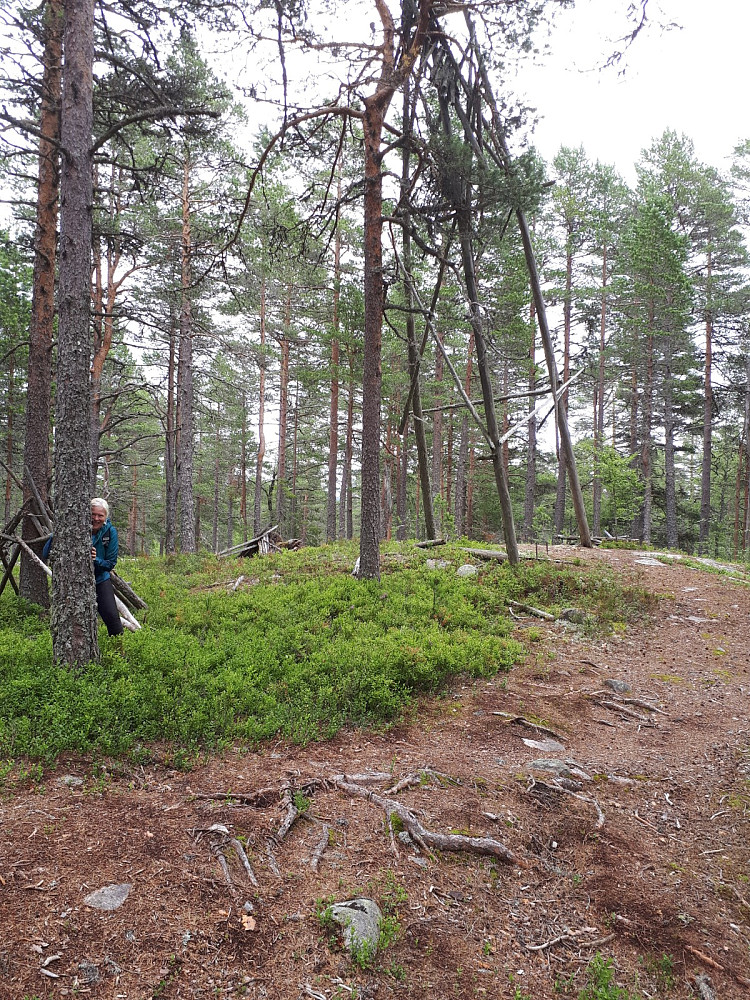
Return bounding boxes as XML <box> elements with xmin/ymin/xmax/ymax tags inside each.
<box><xmin>2</xmin><ymin>546</ymin><xmax>749</xmax><ymax>999</ymax></box>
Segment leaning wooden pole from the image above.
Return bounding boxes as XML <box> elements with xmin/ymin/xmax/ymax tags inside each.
<box><xmin>465</xmin><ymin>16</ymin><xmax>592</xmax><ymax>548</ymax></box>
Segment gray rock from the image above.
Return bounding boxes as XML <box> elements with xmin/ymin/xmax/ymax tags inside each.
<box><xmin>456</xmin><ymin>563</ymin><xmax>477</xmax><ymax>578</ymax></box>
<box><xmin>83</xmin><ymin>883</ymin><xmax>132</xmax><ymax>911</ymax></box>
<box><xmin>326</xmin><ymin>898</ymin><xmax>382</xmax><ymax>958</ymax></box>
<box><xmin>426</xmin><ymin>559</ymin><xmax>449</xmax><ymax>570</ymax></box>
<box><xmin>558</xmin><ymin>607</ymin><xmax>588</xmax><ymax>624</ymax></box>
<box><xmin>604</xmin><ymin>678</ymin><xmax>631</xmax><ymax>694</ymax></box>
<box><xmin>59</xmin><ymin>775</ymin><xmax>84</xmax><ymax>788</ymax></box>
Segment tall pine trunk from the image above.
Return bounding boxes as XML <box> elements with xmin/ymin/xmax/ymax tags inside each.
<box><xmin>177</xmin><ymin>152</ymin><xmax>196</xmax><ymax>552</ymax></box>
<box><xmin>699</xmin><ymin>254</ymin><xmax>713</xmax><ymax>554</ymax></box>
<box><xmin>253</xmin><ymin>278</ymin><xmax>266</xmax><ymax>534</ymax></box>
<box><xmin>20</xmin><ymin>0</ymin><xmax>63</xmax><ymax>607</ymax></box>
<box><xmin>51</xmin><ymin>0</ymin><xmax>99</xmax><ymax>667</ymax></box>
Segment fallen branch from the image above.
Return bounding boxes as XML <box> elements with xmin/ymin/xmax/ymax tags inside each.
<box><xmin>508</xmin><ymin>599</ymin><xmax>555</xmax><ymax>621</ymax></box>
<box><xmin>524</xmin><ymin>925</ymin><xmax>600</xmax><ymax>952</ymax></box>
<box><xmin>460</xmin><ymin>547</ymin><xmax>508</xmax><ymax>562</ymax></box>
<box><xmin>416</xmin><ymin>538</ymin><xmax>446</xmax><ymax>549</ymax></box>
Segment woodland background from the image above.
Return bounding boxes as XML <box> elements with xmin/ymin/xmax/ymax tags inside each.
<box><xmin>1</xmin><ymin>0</ymin><xmax>750</xmax><ymax>579</ymax></box>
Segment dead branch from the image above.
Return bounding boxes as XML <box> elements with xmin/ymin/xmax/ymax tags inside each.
<box><xmin>461</xmin><ymin>547</ymin><xmax>508</xmax><ymax>562</ymax></box>
<box><xmin>508</xmin><ymin>599</ymin><xmax>555</xmax><ymax>621</ymax></box>
<box><xmin>415</xmin><ymin>538</ymin><xmax>446</xmax><ymax>549</ymax></box>
<box><xmin>523</xmin><ymin>925</ymin><xmax>600</xmax><ymax>952</ymax></box>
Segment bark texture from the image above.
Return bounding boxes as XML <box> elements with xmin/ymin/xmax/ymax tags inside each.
<box><xmin>51</xmin><ymin>0</ymin><xmax>99</xmax><ymax>667</ymax></box>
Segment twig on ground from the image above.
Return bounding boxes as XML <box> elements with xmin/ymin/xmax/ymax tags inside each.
<box><xmin>634</xmin><ymin>810</ymin><xmax>660</xmax><ymax>833</ymax></box>
<box><xmin>524</xmin><ymin>925</ymin><xmax>600</xmax><ymax>952</ymax></box>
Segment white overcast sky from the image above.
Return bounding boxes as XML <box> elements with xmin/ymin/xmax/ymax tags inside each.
<box><xmin>510</xmin><ymin>0</ymin><xmax>747</xmax><ymax>182</ymax></box>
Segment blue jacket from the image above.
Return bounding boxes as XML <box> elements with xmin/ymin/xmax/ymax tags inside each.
<box><xmin>42</xmin><ymin>519</ymin><xmax>119</xmax><ymax>584</ymax></box>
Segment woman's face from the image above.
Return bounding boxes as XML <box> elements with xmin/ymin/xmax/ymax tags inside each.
<box><xmin>91</xmin><ymin>506</ymin><xmax>107</xmax><ymax>531</ymax></box>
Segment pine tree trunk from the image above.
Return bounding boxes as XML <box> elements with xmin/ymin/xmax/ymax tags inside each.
<box><xmin>212</xmin><ymin>415</ymin><xmax>220</xmax><ymax>553</ymax></box>
<box><xmin>699</xmin><ymin>257</ymin><xmax>713</xmax><ymax>554</ymax></box>
<box><xmin>340</xmin><ymin>351</ymin><xmax>354</xmax><ymax>540</ymax></box>
<box><xmin>640</xmin><ymin>330</ymin><xmax>655</xmax><ymax>544</ymax></box>
<box><xmin>593</xmin><ymin>249</ymin><xmax>607</xmax><ymax>537</ymax></box>
<box><xmin>51</xmin><ymin>0</ymin><xmax>99</xmax><ymax>667</ymax></box>
<box><xmin>358</xmin><ymin>96</ymin><xmax>386</xmax><ymax>578</ymax></box>
<box><xmin>396</xmin><ymin>420</ymin><xmax>408</xmax><ymax>540</ymax></box>
<box><xmin>177</xmin><ymin>153</ymin><xmax>196</xmax><ymax>552</ymax></box>
<box><xmin>399</xmin><ymin>81</ymin><xmax>435</xmax><ymax>542</ymax></box>
<box><xmin>553</xmin><ymin>242</ymin><xmax>573</xmax><ymax>535</ymax></box>
<box><xmin>128</xmin><ymin>464</ymin><xmax>138</xmax><ymax>553</ymax></box>
<box><xmin>522</xmin><ymin>302</ymin><xmax>537</xmax><ymax>540</ymax></box>
<box><xmin>20</xmin><ymin>0</ymin><xmax>63</xmax><ymax>607</ymax></box>
<box><xmin>455</xmin><ymin>330</ymin><xmax>474</xmax><ymax>537</ymax></box>
<box><xmin>240</xmin><ymin>397</ymin><xmax>248</xmax><ymax>542</ymax></box>
<box><xmin>327</xmin><ymin>193</ymin><xmax>341</xmax><ymax>542</ymax></box>
<box><xmin>663</xmin><ymin>349</ymin><xmax>678</xmax><ymax>549</ymax></box>
<box><xmin>276</xmin><ymin>305</ymin><xmax>290</xmax><ymax>531</ymax></box>
<box><xmin>164</xmin><ymin>309</ymin><xmax>177</xmax><ymax>553</ymax></box>
<box><xmin>253</xmin><ymin>278</ymin><xmax>266</xmax><ymax>535</ymax></box>
<box><xmin>432</xmin><ymin>331</ymin><xmax>444</xmax><ymax>528</ymax></box>
<box><xmin>5</xmin><ymin>355</ymin><xmax>14</xmax><ymax>525</ymax></box>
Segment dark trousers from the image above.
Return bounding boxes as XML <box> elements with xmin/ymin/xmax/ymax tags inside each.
<box><xmin>96</xmin><ymin>578</ymin><xmax>123</xmax><ymax>636</ymax></box>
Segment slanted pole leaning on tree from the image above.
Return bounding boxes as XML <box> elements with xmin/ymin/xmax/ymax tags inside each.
<box><xmin>464</xmin><ymin>13</ymin><xmax>592</xmax><ymax>548</ymax></box>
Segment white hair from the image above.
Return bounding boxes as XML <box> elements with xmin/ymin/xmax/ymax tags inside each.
<box><xmin>91</xmin><ymin>497</ymin><xmax>109</xmax><ymax>517</ymax></box>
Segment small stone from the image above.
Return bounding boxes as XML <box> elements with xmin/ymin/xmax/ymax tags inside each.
<box><xmin>84</xmin><ymin>883</ymin><xmax>132</xmax><ymax>911</ymax></box>
<box><xmin>426</xmin><ymin>559</ymin><xmax>450</xmax><ymax>570</ymax></box>
<box><xmin>59</xmin><ymin>776</ymin><xmax>84</xmax><ymax>788</ymax></box>
<box><xmin>604</xmin><ymin>678</ymin><xmax>631</xmax><ymax>694</ymax></box>
<box><xmin>327</xmin><ymin>898</ymin><xmax>383</xmax><ymax>957</ymax></box>
<box><xmin>456</xmin><ymin>563</ymin><xmax>477</xmax><ymax>577</ymax></box>
<box><xmin>558</xmin><ymin>607</ymin><xmax>587</xmax><ymax>624</ymax></box>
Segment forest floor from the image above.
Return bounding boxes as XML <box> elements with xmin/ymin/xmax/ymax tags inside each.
<box><xmin>2</xmin><ymin>545</ymin><xmax>750</xmax><ymax>1000</ymax></box>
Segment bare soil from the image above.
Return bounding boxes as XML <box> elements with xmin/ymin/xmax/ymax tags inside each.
<box><xmin>2</xmin><ymin>546</ymin><xmax>749</xmax><ymax>1000</ymax></box>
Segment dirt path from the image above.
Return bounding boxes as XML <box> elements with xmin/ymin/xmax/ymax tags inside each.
<box><xmin>2</xmin><ymin>547</ymin><xmax>749</xmax><ymax>999</ymax></box>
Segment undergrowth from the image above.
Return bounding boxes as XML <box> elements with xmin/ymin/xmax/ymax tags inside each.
<box><xmin>0</xmin><ymin>541</ymin><xmax>653</xmax><ymax>764</ymax></box>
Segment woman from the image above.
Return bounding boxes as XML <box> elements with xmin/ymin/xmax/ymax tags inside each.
<box><xmin>43</xmin><ymin>497</ymin><xmax>123</xmax><ymax>636</ymax></box>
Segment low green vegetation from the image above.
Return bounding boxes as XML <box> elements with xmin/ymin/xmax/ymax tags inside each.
<box><xmin>0</xmin><ymin>541</ymin><xmax>654</xmax><ymax>764</ymax></box>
